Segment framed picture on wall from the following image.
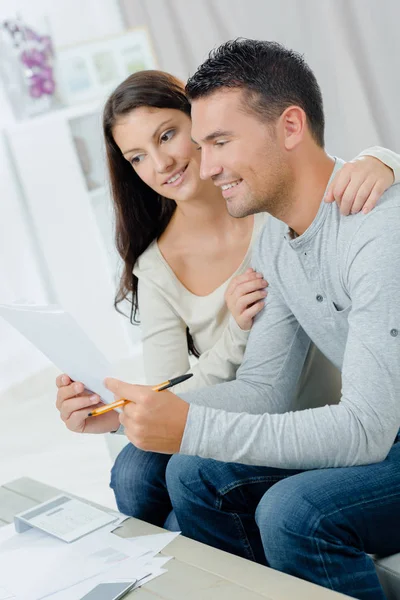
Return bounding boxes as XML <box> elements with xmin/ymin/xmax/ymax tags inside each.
<box><xmin>55</xmin><ymin>27</ymin><xmax>157</xmax><ymax>106</ymax></box>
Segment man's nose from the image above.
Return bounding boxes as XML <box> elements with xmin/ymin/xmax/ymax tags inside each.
<box><xmin>200</xmin><ymin>151</ymin><xmax>222</xmax><ymax>181</ymax></box>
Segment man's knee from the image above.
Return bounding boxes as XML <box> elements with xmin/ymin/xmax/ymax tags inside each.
<box><xmin>256</xmin><ymin>473</ymin><xmax>324</xmax><ymax>545</ymax></box>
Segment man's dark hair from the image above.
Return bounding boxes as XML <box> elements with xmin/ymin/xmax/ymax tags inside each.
<box><xmin>186</xmin><ymin>38</ymin><xmax>325</xmax><ymax>147</ymax></box>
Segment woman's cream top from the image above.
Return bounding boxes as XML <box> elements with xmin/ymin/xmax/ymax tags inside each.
<box><xmin>133</xmin><ymin>213</ymin><xmax>267</xmax><ymax>393</ymax></box>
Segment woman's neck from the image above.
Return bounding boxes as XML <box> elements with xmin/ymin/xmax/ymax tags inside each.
<box><xmin>172</xmin><ymin>181</ymin><xmax>236</xmax><ymax>231</ymax></box>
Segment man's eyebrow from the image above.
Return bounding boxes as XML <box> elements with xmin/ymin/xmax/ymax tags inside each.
<box><xmin>194</xmin><ymin>129</ymin><xmax>234</xmax><ymax>144</ymax></box>
<box><xmin>122</xmin><ymin>119</ymin><xmax>173</xmax><ymax>156</ymax></box>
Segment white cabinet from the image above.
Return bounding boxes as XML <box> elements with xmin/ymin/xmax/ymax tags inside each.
<box><xmin>5</xmin><ymin>101</ymin><xmax>140</xmax><ymax>364</ymax></box>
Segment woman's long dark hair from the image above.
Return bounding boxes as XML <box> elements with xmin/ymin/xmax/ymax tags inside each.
<box><xmin>103</xmin><ymin>70</ymin><xmax>199</xmax><ymax>356</ymax></box>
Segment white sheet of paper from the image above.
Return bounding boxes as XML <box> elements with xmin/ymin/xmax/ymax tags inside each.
<box><xmin>0</xmin><ymin>524</ymin><xmax>149</xmax><ymax>600</ymax></box>
<box><xmin>136</xmin><ymin>567</ymin><xmax>168</xmax><ymax>588</ymax></box>
<box><xmin>124</xmin><ymin>531</ymin><xmax>180</xmax><ymax>555</ymax></box>
<box><xmin>45</xmin><ymin>555</ymin><xmax>172</xmax><ymax>600</ymax></box>
<box><xmin>0</xmin><ymin>304</ymin><xmax>116</xmax><ymax>405</ymax></box>
<box><xmin>45</xmin><ymin>566</ymin><xmax>152</xmax><ymax>600</ymax></box>
<box><xmin>0</xmin><ymin>524</ymin><xmax>173</xmax><ymax>600</ymax></box>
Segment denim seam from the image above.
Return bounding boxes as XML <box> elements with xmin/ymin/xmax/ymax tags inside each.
<box><xmin>218</xmin><ymin>475</ymin><xmax>288</xmax><ymax>497</ymax></box>
<box><xmin>302</xmin><ymin>490</ymin><xmax>400</xmax><ymax>591</ymax></box>
<box><xmin>317</xmin><ymin>490</ymin><xmax>400</xmax><ymax>523</ymax></box>
<box><xmin>316</xmin><ymin>536</ymin><xmax>340</xmax><ymax>590</ymax></box>
<box><xmin>215</xmin><ymin>492</ymin><xmax>257</xmax><ymax>562</ymax></box>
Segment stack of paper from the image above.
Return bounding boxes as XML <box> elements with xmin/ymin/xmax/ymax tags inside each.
<box><xmin>0</xmin><ymin>522</ymin><xmax>179</xmax><ymax>599</ymax></box>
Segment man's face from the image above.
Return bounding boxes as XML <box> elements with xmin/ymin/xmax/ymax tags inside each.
<box><xmin>191</xmin><ymin>88</ymin><xmax>292</xmax><ymax>218</ymax></box>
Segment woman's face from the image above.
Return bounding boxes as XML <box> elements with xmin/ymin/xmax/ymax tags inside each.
<box><xmin>112</xmin><ymin>106</ymin><xmax>205</xmax><ymax>202</ymax></box>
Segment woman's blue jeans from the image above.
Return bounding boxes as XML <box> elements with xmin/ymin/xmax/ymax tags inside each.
<box><xmin>165</xmin><ymin>443</ymin><xmax>400</xmax><ymax>600</ymax></box>
<box><xmin>109</xmin><ymin>442</ymin><xmax>179</xmax><ymax>530</ymax></box>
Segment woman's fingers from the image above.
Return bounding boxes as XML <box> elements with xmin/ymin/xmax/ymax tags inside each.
<box><xmin>225</xmin><ymin>269</ymin><xmax>263</xmax><ymax>297</ymax></box>
<box><xmin>326</xmin><ymin>155</ymin><xmax>394</xmax><ymax>213</ymax></box>
<box><xmin>361</xmin><ymin>182</ymin><xmax>386</xmax><ymax>214</ymax></box>
<box><xmin>59</xmin><ymin>395</ymin><xmax>100</xmax><ymax>423</ymax></box>
<box><xmin>348</xmin><ymin>179</ymin><xmax>375</xmax><ymax>214</ymax></box>
<box><xmin>63</xmin><ymin>405</ymin><xmax>102</xmax><ymax>432</ymax></box>
<box><xmin>56</xmin><ymin>373</ymin><xmax>72</xmax><ymax>388</ymax></box>
<box><xmin>56</xmin><ymin>381</ymin><xmax>85</xmax><ymax>409</ymax></box>
<box><xmin>237</xmin><ymin>289</ymin><xmax>268</xmax><ymax>312</ymax></box>
<box><xmin>232</xmin><ymin>278</ymin><xmax>268</xmax><ymax>301</ymax></box>
<box><xmin>56</xmin><ymin>382</ymin><xmax>100</xmax><ymax>411</ymax></box>
<box><xmin>339</xmin><ymin>176</ymin><xmax>369</xmax><ymax>215</ymax></box>
<box><xmin>331</xmin><ymin>176</ymin><xmax>385</xmax><ymax>216</ymax></box>
<box><xmin>325</xmin><ymin>169</ymin><xmax>351</xmax><ymax>205</ymax></box>
<box><xmin>242</xmin><ymin>299</ymin><xmax>265</xmax><ymax>321</ymax></box>
<box><xmin>55</xmin><ymin>375</ymin><xmax>112</xmax><ymax>434</ymax></box>
<box><xmin>225</xmin><ymin>269</ymin><xmax>268</xmax><ymax>330</ymax></box>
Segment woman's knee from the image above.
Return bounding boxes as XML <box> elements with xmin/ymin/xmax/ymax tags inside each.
<box><xmin>111</xmin><ymin>443</ymin><xmax>142</xmax><ymax>491</ymax></box>
<box><xmin>110</xmin><ymin>443</ymin><xmax>170</xmax><ymax>516</ymax></box>
<box><xmin>166</xmin><ymin>455</ymin><xmax>217</xmax><ymax>506</ymax></box>
<box><xmin>165</xmin><ymin>454</ymin><xmax>200</xmax><ymax>495</ymax></box>
<box><xmin>112</xmin><ymin>443</ymin><xmax>169</xmax><ymax>485</ymax></box>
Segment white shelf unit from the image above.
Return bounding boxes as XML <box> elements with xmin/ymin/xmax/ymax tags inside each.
<box><xmin>5</xmin><ymin>101</ymin><xmax>140</xmax><ymax>365</ymax></box>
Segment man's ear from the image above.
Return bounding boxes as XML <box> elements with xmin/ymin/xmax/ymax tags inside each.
<box><xmin>279</xmin><ymin>106</ymin><xmax>307</xmax><ymax>151</ymax></box>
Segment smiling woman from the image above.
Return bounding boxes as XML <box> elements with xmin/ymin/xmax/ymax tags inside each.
<box><xmin>54</xmin><ymin>68</ymin><xmax>400</xmax><ymax>530</ymax></box>
<box><xmin>112</xmin><ymin>105</ymin><xmax>204</xmax><ymax>201</ymax></box>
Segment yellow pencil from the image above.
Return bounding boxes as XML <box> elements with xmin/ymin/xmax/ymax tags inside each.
<box><xmin>87</xmin><ymin>373</ymin><xmax>193</xmax><ymax>417</ymax></box>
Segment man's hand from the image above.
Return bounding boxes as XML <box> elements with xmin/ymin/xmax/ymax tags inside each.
<box><xmin>105</xmin><ymin>378</ymin><xmax>190</xmax><ymax>453</ymax></box>
<box><xmin>325</xmin><ymin>155</ymin><xmax>394</xmax><ymax>215</ymax></box>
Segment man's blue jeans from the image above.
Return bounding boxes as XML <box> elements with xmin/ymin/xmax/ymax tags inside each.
<box><xmin>166</xmin><ymin>443</ymin><xmax>400</xmax><ymax>600</ymax></box>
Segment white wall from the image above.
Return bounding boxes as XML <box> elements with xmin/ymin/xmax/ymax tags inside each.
<box><xmin>0</xmin><ymin>0</ymin><xmax>124</xmax><ymax>47</ymax></box>
<box><xmin>0</xmin><ymin>0</ymin><xmax>125</xmax><ymax>391</ymax></box>
<box><xmin>120</xmin><ymin>0</ymin><xmax>400</xmax><ymax>158</ymax></box>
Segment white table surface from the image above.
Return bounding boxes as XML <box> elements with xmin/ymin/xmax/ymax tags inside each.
<box><xmin>0</xmin><ymin>477</ymin><xmax>350</xmax><ymax>600</ymax></box>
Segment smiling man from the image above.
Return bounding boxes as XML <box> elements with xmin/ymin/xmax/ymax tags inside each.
<box><xmin>106</xmin><ymin>40</ymin><xmax>400</xmax><ymax>599</ymax></box>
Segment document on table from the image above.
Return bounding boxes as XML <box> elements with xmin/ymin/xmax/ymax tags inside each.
<box><xmin>0</xmin><ymin>523</ymin><xmax>150</xmax><ymax>600</ymax></box>
<box><xmin>0</xmin><ymin>515</ymin><xmax>179</xmax><ymax>600</ymax></box>
<box><xmin>0</xmin><ymin>303</ymin><xmax>116</xmax><ymax>406</ymax></box>
<box><xmin>123</xmin><ymin>531</ymin><xmax>180</xmax><ymax>555</ymax></box>
<box><xmin>14</xmin><ymin>495</ymin><xmax>119</xmax><ymax>542</ymax></box>
<box><xmin>46</xmin><ymin>555</ymin><xmax>172</xmax><ymax>600</ymax></box>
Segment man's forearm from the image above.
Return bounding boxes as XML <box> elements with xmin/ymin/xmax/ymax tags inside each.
<box><xmin>179</xmin><ymin>291</ymin><xmax>312</xmax><ymax>413</ymax></box>
<box><xmin>180</xmin><ymin>401</ymin><xmax>398</xmax><ymax>469</ymax></box>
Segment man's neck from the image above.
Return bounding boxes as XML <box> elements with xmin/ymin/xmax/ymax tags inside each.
<box><xmin>282</xmin><ymin>151</ymin><xmax>335</xmax><ymax>237</ymax></box>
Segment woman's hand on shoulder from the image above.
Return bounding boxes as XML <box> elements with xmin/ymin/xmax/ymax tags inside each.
<box><xmin>325</xmin><ymin>155</ymin><xmax>394</xmax><ymax>216</ymax></box>
<box><xmin>225</xmin><ymin>268</ymin><xmax>268</xmax><ymax>331</ymax></box>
